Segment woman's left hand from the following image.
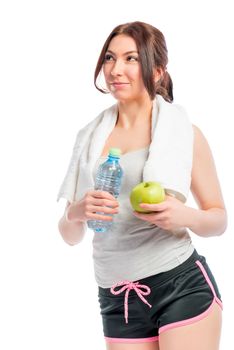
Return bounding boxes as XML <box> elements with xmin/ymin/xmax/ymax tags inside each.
<box><xmin>132</xmin><ymin>195</ymin><xmax>189</xmax><ymax>232</ymax></box>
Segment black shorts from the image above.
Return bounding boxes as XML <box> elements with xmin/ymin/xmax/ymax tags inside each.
<box><xmin>98</xmin><ymin>250</ymin><xmax>222</xmax><ymax>344</ymax></box>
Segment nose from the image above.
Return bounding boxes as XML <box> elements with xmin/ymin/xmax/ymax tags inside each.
<box><xmin>110</xmin><ymin>59</ymin><xmax>124</xmax><ymax>76</ymax></box>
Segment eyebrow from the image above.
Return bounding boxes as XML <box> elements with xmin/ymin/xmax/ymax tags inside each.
<box><xmin>106</xmin><ymin>50</ymin><xmax>139</xmax><ymax>55</ymax></box>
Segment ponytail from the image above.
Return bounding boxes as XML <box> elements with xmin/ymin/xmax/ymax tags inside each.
<box><xmin>155</xmin><ymin>71</ymin><xmax>173</xmax><ymax>103</ymax></box>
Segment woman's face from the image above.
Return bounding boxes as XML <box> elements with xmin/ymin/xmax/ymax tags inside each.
<box><xmin>103</xmin><ymin>34</ymin><xmax>149</xmax><ymax>102</ymax></box>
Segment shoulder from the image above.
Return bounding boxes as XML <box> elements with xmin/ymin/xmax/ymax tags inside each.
<box><xmin>71</xmin><ymin>103</ymin><xmax>117</xmax><ymax>149</ymax></box>
<box><xmin>192</xmin><ymin>123</ymin><xmax>203</xmax><ymax>135</ymax></box>
<box><xmin>192</xmin><ymin>124</ymin><xmax>215</xmax><ymax>165</ymax></box>
<box><xmin>192</xmin><ymin>124</ymin><xmax>210</xmax><ymax>151</ymax></box>
<box><xmin>79</xmin><ymin>103</ymin><xmax>117</xmax><ymax>134</ymax></box>
<box><xmin>192</xmin><ymin>123</ymin><xmax>203</xmax><ymax>140</ymax></box>
<box><xmin>191</xmin><ymin>124</ymin><xmax>225</xmax><ymax>210</ymax></box>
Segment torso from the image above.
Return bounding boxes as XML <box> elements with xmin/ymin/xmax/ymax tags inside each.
<box><xmin>100</xmin><ymin>124</ymin><xmax>152</xmax><ymax>157</ymax></box>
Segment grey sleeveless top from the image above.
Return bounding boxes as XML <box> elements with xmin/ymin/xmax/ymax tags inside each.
<box><xmin>92</xmin><ymin>146</ymin><xmax>194</xmax><ymax>288</ymax></box>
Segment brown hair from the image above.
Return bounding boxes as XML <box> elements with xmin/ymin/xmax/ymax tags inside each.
<box><xmin>94</xmin><ymin>21</ymin><xmax>173</xmax><ymax>102</ymax></box>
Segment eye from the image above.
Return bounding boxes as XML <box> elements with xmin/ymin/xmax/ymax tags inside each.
<box><xmin>104</xmin><ymin>54</ymin><xmax>114</xmax><ymax>61</ymax></box>
<box><xmin>127</xmin><ymin>56</ymin><xmax>138</xmax><ymax>62</ymax></box>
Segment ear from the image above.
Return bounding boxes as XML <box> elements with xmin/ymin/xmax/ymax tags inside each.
<box><xmin>154</xmin><ymin>67</ymin><xmax>164</xmax><ymax>83</ymax></box>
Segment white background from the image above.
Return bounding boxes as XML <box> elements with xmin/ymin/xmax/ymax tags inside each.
<box><xmin>0</xmin><ymin>0</ymin><xmax>233</xmax><ymax>349</ymax></box>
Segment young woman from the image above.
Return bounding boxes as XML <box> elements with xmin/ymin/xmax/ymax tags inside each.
<box><xmin>57</xmin><ymin>21</ymin><xmax>227</xmax><ymax>350</ymax></box>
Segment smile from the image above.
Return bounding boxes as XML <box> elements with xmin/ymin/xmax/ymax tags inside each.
<box><xmin>110</xmin><ymin>83</ymin><xmax>130</xmax><ymax>89</ymax></box>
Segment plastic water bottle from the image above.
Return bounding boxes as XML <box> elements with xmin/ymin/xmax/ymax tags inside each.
<box><xmin>87</xmin><ymin>148</ymin><xmax>124</xmax><ymax>233</ymax></box>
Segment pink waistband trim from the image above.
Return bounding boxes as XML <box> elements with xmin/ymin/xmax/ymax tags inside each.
<box><xmin>110</xmin><ymin>280</ymin><xmax>152</xmax><ymax>324</ymax></box>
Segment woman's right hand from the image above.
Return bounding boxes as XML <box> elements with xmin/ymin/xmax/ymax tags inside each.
<box><xmin>66</xmin><ymin>190</ymin><xmax>119</xmax><ymax>223</ymax></box>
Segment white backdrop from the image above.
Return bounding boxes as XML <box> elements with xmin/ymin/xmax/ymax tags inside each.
<box><xmin>0</xmin><ymin>0</ymin><xmax>233</xmax><ymax>349</ymax></box>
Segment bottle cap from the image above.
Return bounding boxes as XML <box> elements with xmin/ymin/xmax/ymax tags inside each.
<box><xmin>109</xmin><ymin>148</ymin><xmax>121</xmax><ymax>157</ymax></box>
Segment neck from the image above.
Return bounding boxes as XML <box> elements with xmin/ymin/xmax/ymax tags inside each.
<box><xmin>116</xmin><ymin>96</ymin><xmax>153</xmax><ymax>130</ymax></box>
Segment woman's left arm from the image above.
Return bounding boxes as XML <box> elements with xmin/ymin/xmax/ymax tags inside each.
<box><xmin>133</xmin><ymin>125</ymin><xmax>228</xmax><ymax>237</ymax></box>
<box><xmin>184</xmin><ymin>124</ymin><xmax>228</xmax><ymax>237</ymax></box>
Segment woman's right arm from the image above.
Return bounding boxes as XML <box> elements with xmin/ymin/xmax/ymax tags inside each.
<box><xmin>58</xmin><ymin>201</ymin><xmax>86</xmax><ymax>246</ymax></box>
<box><xmin>58</xmin><ymin>190</ymin><xmax>119</xmax><ymax>246</ymax></box>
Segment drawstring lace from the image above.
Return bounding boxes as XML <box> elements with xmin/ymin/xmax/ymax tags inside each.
<box><xmin>110</xmin><ymin>280</ymin><xmax>152</xmax><ymax>324</ymax></box>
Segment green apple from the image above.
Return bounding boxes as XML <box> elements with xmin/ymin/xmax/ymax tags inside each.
<box><xmin>130</xmin><ymin>181</ymin><xmax>165</xmax><ymax>213</ymax></box>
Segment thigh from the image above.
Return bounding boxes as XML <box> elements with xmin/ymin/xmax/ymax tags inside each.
<box><xmin>106</xmin><ymin>340</ymin><xmax>159</xmax><ymax>350</ymax></box>
<box><xmin>159</xmin><ymin>302</ymin><xmax>222</xmax><ymax>350</ymax></box>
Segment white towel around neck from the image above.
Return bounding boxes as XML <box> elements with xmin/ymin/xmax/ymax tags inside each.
<box><xmin>57</xmin><ymin>94</ymin><xmax>194</xmax><ymax>204</ymax></box>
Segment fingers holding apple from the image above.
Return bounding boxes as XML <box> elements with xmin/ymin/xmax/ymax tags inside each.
<box><xmin>129</xmin><ymin>182</ymin><xmax>189</xmax><ymax>232</ymax></box>
<box><xmin>129</xmin><ymin>181</ymin><xmax>165</xmax><ymax>213</ymax></box>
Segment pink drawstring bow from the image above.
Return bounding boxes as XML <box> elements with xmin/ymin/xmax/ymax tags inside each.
<box><xmin>110</xmin><ymin>280</ymin><xmax>152</xmax><ymax>324</ymax></box>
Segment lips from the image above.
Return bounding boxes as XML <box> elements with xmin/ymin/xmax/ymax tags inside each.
<box><xmin>110</xmin><ymin>82</ymin><xmax>129</xmax><ymax>88</ymax></box>
<box><xmin>111</xmin><ymin>82</ymin><xmax>129</xmax><ymax>85</ymax></box>
<box><xmin>109</xmin><ymin>82</ymin><xmax>130</xmax><ymax>92</ymax></box>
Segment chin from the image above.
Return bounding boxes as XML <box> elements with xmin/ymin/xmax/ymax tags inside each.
<box><xmin>111</xmin><ymin>93</ymin><xmax>138</xmax><ymax>103</ymax></box>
